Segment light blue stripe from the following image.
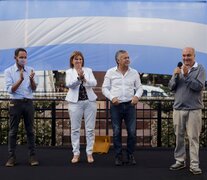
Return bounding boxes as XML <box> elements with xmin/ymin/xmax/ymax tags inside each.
<box><xmin>0</xmin><ymin>1</ymin><xmax>207</xmax><ymax>24</ymax></box>
<box><xmin>1</xmin><ymin>44</ymin><xmax>206</xmax><ymax>75</ymax></box>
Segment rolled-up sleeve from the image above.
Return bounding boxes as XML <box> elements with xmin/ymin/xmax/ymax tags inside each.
<box><xmin>134</xmin><ymin>73</ymin><xmax>143</xmax><ymax>98</ymax></box>
<box><xmin>4</xmin><ymin>69</ymin><xmax>13</xmax><ymax>93</ymax></box>
<box><xmin>102</xmin><ymin>71</ymin><xmax>114</xmax><ymax>101</ymax></box>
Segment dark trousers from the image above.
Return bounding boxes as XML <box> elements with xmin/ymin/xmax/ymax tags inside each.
<box><xmin>8</xmin><ymin>99</ymin><xmax>35</xmax><ymax>158</ymax></box>
<box><xmin>110</xmin><ymin>102</ymin><xmax>136</xmax><ymax>157</ymax></box>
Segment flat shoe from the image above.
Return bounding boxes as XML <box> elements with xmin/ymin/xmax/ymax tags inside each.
<box><xmin>71</xmin><ymin>155</ymin><xmax>80</xmax><ymax>163</ymax></box>
<box><xmin>87</xmin><ymin>155</ymin><xmax>94</xmax><ymax>163</ymax></box>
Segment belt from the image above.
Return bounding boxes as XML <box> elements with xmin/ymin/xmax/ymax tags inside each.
<box><xmin>11</xmin><ymin>98</ymin><xmax>32</xmax><ymax>103</ymax></box>
<box><xmin>120</xmin><ymin>101</ymin><xmax>131</xmax><ymax>104</ymax></box>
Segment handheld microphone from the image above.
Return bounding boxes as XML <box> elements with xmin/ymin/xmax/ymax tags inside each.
<box><xmin>177</xmin><ymin>62</ymin><xmax>183</xmax><ymax>68</ymax></box>
<box><xmin>175</xmin><ymin>61</ymin><xmax>183</xmax><ymax>79</ymax></box>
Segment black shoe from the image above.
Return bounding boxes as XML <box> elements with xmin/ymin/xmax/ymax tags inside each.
<box><xmin>127</xmin><ymin>154</ymin><xmax>136</xmax><ymax>165</ymax></box>
<box><xmin>189</xmin><ymin>167</ymin><xmax>202</xmax><ymax>175</ymax></box>
<box><xmin>29</xmin><ymin>155</ymin><xmax>39</xmax><ymax>166</ymax></box>
<box><xmin>5</xmin><ymin>156</ymin><xmax>16</xmax><ymax>167</ymax></box>
<box><xmin>169</xmin><ymin>161</ymin><xmax>186</xmax><ymax>170</ymax></box>
<box><xmin>115</xmin><ymin>155</ymin><xmax>123</xmax><ymax>166</ymax></box>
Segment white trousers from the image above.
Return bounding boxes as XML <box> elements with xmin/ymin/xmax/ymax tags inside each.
<box><xmin>173</xmin><ymin>109</ymin><xmax>202</xmax><ymax>168</ymax></box>
<box><xmin>68</xmin><ymin>100</ymin><xmax>97</xmax><ymax>155</ymax></box>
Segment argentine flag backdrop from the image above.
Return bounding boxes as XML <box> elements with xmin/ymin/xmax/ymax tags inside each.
<box><xmin>0</xmin><ymin>0</ymin><xmax>207</xmax><ymax>75</ymax></box>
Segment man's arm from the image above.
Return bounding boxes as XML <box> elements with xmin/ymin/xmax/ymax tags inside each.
<box><xmin>168</xmin><ymin>67</ymin><xmax>182</xmax><ymax>92</ymax></box>
<box><xmin>5</xmin><ymin>69</ymin><xmax>24</xmax><ymax>93</ymax></box>
<box><xmin>30</xmin><ymin>69</ymin><xmax>37</xmax><ymax>91</ymax></box>
<box><xmin>102</xmin><ymin>71</ymin><xmax>115</xmax><ymax>101</ymax></box>
<box><xmin>185</xmin><ymin>65</ymin><xmax>206</xmax><ymax>92</ymax></box>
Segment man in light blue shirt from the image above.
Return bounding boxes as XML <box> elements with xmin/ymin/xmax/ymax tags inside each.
<box><xmin>4</xmin><ymin>48</ymin><xmax>39</xmax><ymax>167</ymax></box>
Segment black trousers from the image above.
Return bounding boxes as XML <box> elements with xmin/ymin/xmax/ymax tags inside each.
<box><xmin>8</xmin><ymin>99</ymin><xmax>35</xmax><ymax>157</ymax></box>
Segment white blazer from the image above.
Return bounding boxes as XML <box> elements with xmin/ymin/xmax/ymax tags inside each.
<box><xmin>65</xmin><ymin>67</ymin><xmax>97</xmax><ymax>103</ymax></box>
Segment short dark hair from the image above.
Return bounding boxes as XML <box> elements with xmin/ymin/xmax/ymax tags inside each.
<box><xmin>14</xmin><ymin>48</ymin><xmax>27</xmax><ymax>57</ymax></box>
<box><xmin>69</xmin><ymin>51</ymin><xmax>84</xmax><ymax>68</ymax></box>
<box><xmin>115</xmin><ymin>50</ymin><xmax>127</xmax><ymax>64</ymax></box>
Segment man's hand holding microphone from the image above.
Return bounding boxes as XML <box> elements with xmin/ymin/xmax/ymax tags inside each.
<box><xmin>174</xmin><ymin>62</ymin><xmax>183</xmax><ymax>79</ymax></box>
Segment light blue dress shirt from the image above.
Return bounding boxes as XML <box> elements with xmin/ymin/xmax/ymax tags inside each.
<box><xmin>4</xmin><ymin>64</ymin><xmax>37</xmax><ymax>99</ymax></box>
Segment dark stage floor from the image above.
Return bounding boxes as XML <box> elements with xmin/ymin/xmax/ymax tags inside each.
<box><xmin>0</xmin><ymin>145</ymin><xmax>206</xmax><ymax>180</ymax></box>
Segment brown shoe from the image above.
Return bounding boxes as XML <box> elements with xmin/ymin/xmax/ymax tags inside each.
<box><xmin>29</xmin><ymin>156</ymin><xmax>39</xmax><ymax>166</ymax></box>
<box><xmin>71</xmin><ymin>155</ymin><xmax>80</xmax><ymax>163</ymax></box>
<box><xmin>5</xmin><ymin>157</ymin><xmax>16</xmax><ymax>167</ymax></box>
<box><xmin>87</xmin><ymin>154</ymin><xmax>94</xmax><ymax>163</ymax></box>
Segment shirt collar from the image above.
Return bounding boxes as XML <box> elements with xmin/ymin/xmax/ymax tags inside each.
<box><xmin>14</xmin><ymin>63</ymin><xmax>27</xmax><ymax>72</ymax></box>
<box><xmin>115</xmin><ymin>66</ymin><xmax>131</xmax><ymax>72</ymax></box>
<box><xmin>192</xmin><ymin>62</ymin><xmax>198</xmax><ymax>68</ymax></box>
<box><xmin>189</xmin><ymin>61</ymin><xmax>198</xmax><ymax>71</ymax></box>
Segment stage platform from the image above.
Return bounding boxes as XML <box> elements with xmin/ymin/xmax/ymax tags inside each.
<box><xmin>0</xmin><ymin>145</ymin><xmax>206</xmax><ymax>180</ymax></box>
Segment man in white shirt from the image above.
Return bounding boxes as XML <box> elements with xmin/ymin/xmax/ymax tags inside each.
<box><xmin>102</xmin><ymin>50</ymin><xmax>143</xmax><ymax>166</ymax></box>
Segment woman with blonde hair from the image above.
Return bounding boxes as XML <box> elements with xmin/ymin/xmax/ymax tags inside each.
<box><xmin>65</xmin><ymin>51</ymin><xmax>97</xmax><ymax>163</ymax></box>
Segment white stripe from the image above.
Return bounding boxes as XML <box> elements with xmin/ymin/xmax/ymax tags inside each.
<box><xmin>0</xmin><ymin>17</ymin><xmax>207</xmax><ymax>53</ymax></box>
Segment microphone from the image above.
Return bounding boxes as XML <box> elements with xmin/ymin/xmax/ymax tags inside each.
<box><xmin>177</xmin><ymin>62</ymin><xmax>183</xmax><ymax>68</ymax></box>
<box><xmin>175</xmin><ymin>61</ymin><xmax>183</xmax><ymax>79</ymax></box>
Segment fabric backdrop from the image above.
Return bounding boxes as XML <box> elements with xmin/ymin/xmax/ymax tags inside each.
<box><xmin>0</xmin><ymin>0</ymin><xmax>207</xmax><ymax>75</ymax></box>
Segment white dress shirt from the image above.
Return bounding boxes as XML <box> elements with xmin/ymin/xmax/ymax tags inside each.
<box><xmin>102</xmin><ymin>66</ymin><xmax>143</xmax><ymax>103</ymax></box>
<box><xmin>181</xmin><ymin>62</ymin><xmax>198</xmax><ymax>74</ymax></box>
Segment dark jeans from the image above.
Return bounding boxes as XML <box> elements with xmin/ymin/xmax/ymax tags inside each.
<box><xmin>110</xmin><ymin>101</ymin><xmax>136</xmax><ymax>157</ymax></box>
<box><xmin>8</xmin><ymin>99</ymin><xmax>35</xmax><ymax>158</ymax></box>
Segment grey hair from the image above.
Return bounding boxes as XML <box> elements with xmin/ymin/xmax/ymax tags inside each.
<box><xmin>115</xmin><ymin>50</ymin><xmax>127</xmax><ymax>64</ymax></box>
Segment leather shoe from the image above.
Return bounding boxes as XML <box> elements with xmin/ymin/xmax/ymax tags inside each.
<box><xmin>170</xmin><ymin>161</ymin><xmax>186</xmax><ymax>170</ymax></box>
<box><xmin>115</xmin><ymin>155</ymin><xmax>123</xmax><ymax>166</ymax></box>
<box><xmin>5</xmin><ymin>156</ymin><xmax>16</xmax><ymax>167</ymax></box>
<box><xmin>190</xmin><ymin>167</ymin><xmax>202</xmax><ymax>175</ymax></box>
<box><xmin>127</xmin><ymin>154</ymin><xmax>136</xmax><ymax>165</ymax></box>
<box><xmin>29</xmin><ymin>155</ymin><xmax>39</xmax><ymax>166</ymax></box>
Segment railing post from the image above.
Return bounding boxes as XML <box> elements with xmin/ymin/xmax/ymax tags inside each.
<box><xmin>106</xmin><ymin>99</ymin><xmax>109</xmax><ymax>135</ymax></box>
<box><xmin>157</xmin><ymin>101</ymin><xmax>162</xmax><ymax>147</ymax></box>
<box><xmin>51</xmin><ymin>101</ymin><xmax>56</xmax><ymax>146</ymax></box>
<box><xmin>0</xmin><ymin>109</ymin><xmax>2</xmax><ymax>144</ymax></box>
